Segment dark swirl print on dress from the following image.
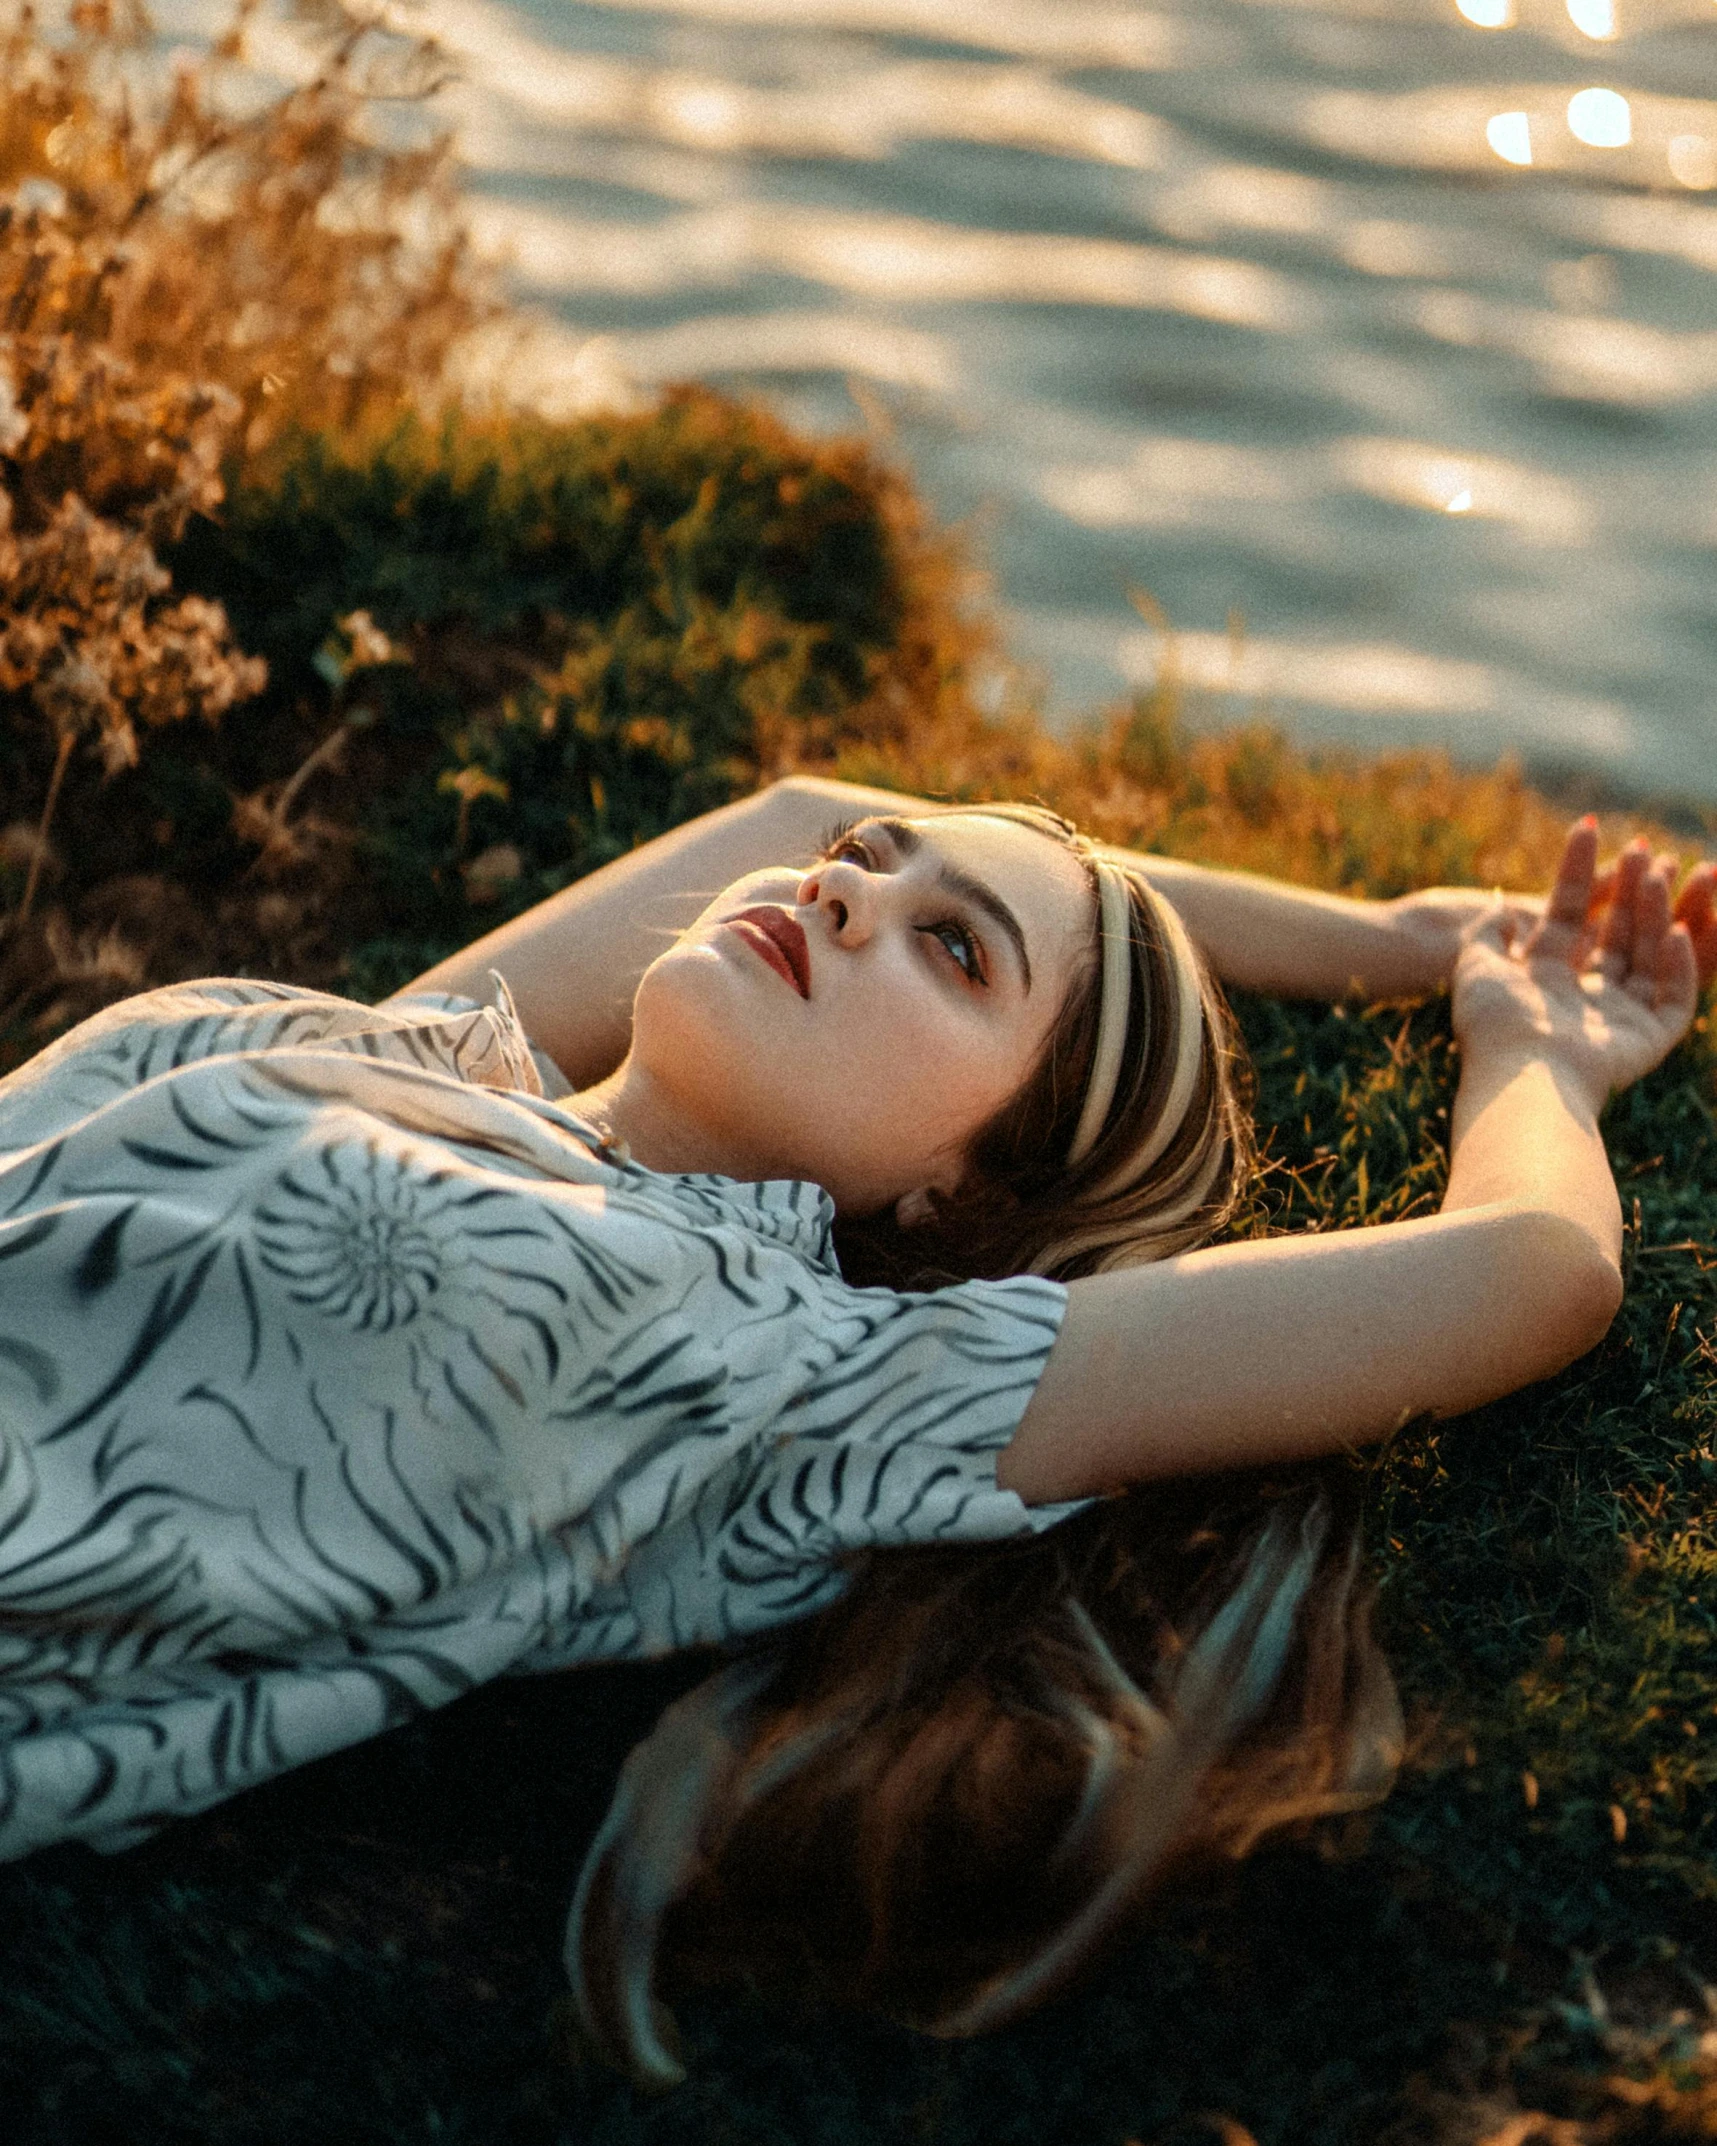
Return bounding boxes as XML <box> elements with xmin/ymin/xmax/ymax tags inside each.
<box><xmin>0</xmin><ymin>982</ymin><xmax>1077</xmax><ymax>1859</ymax></box>
<box><xmin>255</xmin><ymin>1141</ymin><xmax>453</xmax><ymax>1329</ymax></box>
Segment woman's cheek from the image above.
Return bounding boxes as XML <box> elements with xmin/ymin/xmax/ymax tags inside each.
<box><xmin>838</xmin><ymin>1018</ymin><xmax>997</xmax><ymax>1160</ymax></box>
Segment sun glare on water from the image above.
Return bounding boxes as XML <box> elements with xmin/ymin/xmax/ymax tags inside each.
<box><xmin>1486</xmin><ymin>111</ymin><xmax>1532</xmax><ymax>165</ymax></box>
<box><xmin>1564</xmin><ymin>0</ymin><xmax>1616</xmax><ymax>40</ymax></box>
<box><xmin>1567</xmin><ymin>87</ymin><xmax>1632</xmax><ymax>148</ymax></box>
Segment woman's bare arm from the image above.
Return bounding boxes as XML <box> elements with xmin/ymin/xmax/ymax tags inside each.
<box><xmin>1110</xmin><ymin>852</ymin><xmax>1497</xmax><ymax>1001</ymax></box>
<box><xmin>998</xmin><ymin>831</ymin><xmax>1697</xmax><ymax>1504</ymax></box>
<box><xmin>393</xmin><ymin>777</ymin><xmax>909</xmax><ymax>1087</ymax></box>
<box><xmin>396</xmin><ymin>775</ymin><xmax>1520</xmax><ymax>1083</ymax></box>
<box><xmin>998</xmin><ymin>1198</ymin><xmax>1618</xmax><ymax>1501</ymax></box>
<box><xmin>1128</xmin><ymin>834</ymin><xmax>1717</xmax><ymax>1001</ymax></box>
<box><xmin>397</xmin><ymin>775</ymin><xmax>1716</xmax><ymax>1081</ymax></box>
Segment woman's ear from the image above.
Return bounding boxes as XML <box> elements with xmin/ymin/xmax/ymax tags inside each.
<box><xmin>893</xmin><ymin>1186</ymin><xmax>937</xmax><ymax>1231</ymax></box>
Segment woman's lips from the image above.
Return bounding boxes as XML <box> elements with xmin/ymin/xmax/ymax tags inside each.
<box><xmin>726</xmin><ymin>907</ymin><xmax>811</xmax><ymax>997</ymax></box>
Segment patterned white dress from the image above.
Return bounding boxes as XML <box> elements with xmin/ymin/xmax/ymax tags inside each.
<box><xmin>0</xmin><ymin>981</ymin><xmax>1076</xmax><ymax>1860</ymax></box>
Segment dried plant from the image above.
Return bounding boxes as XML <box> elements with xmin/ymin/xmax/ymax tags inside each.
<box><xmin>0</xmin><ymin>0</ymin><xmax>494</xmax><ymax>925</ymax></box>
<box><xmin>0</xmin><ymin>0</ymin><xmax>489</xmax><ymax>454</ymax></box>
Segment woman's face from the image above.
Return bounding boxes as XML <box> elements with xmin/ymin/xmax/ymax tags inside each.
<box><xmin>626</xmin><ymin>812</ymin><xmax>1095</xmax><ymax>1213</ymax></box>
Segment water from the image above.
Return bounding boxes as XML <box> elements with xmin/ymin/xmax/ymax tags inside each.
<box><xmin>255</xmin><ymin>1</ymin><xmax>1717</xmax><ymax>799</ymax></box>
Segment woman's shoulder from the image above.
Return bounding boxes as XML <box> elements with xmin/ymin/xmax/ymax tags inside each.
<box><xmin>0</xmin><ymin>976</ymin><xmax>549</xmax><ymax>1141</ymax></box>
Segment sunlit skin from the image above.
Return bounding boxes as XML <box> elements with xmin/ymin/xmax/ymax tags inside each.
<box><xmin>403</xmin><ymin>787</ymin><xmax>1704</xmax><ymax>1499</ymax></box>
<box><xmin>572</xmin><ymin>813</ymin><xmax>1094</xmax><ymax>1219</ymax></box>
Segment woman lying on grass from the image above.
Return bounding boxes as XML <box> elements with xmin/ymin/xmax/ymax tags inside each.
<box><xmin>0</xmin><ymin>776</ymin><xmax>1708</xmax><ymax>2082</ymax></box>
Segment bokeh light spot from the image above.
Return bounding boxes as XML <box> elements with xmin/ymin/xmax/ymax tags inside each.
<box><xmin>1486</xmin><ymin>112</ymin><xmax>1533</xmax><ymax>166</ymax></box>
<box><xmin>1565</xmin><ymin>0</ymin><xmax>1617</xmax><ymax>39</ymax></box>
<box><xmin>1567</xmin><ymin>88</ymin><xmax>1632</xmax><ymax>149</ymax></box>
<box><xmin>1456</xmin><ymin>0</ymin><xmax>1514</xmax><ymax>24</ymax></box>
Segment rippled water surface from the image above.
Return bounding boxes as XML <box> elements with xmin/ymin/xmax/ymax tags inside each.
<box><xmin>284</xmin><ymin>1</ymin><xmax>1717</xmax><ymax>795</ymax></box>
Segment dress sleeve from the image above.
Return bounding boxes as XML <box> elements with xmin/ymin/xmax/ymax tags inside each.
<box><xmin>541</xmin><ymin>1265</ymin><xmax>1086</xmax><ymax>1660</ymax></box>
<box><xmin>768</xmin><ymin>1269</ymin><xmax>1079</xmax><ymax>1548</ymax></box>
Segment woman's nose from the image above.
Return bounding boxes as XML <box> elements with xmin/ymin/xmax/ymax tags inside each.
<box><xmin>796</xmin><ymin>859</ymin><xmax>877</xmax><ymax>944</ymax></box>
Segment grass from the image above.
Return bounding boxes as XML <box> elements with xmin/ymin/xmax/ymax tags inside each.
<box><xmin>4</xmin><ymin>936</ymin><xmax>1717</xmax><ymax>2144</ymax></box>
<box><xmin>0</xmin><ymin>34</ymin><xmax>1712</xmax><ymax>2091</ymax></box>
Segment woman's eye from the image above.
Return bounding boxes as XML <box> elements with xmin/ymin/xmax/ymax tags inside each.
<box><xmin>817</xmin><ymin>826</ymin><xmax>875</xmax><ymax>869</ymax></box>
<box><xmin>921</xmin><ymin>921</ymin><xmax>983</xmax><ymax>982</ymax></box>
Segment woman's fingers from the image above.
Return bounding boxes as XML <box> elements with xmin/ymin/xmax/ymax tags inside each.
<box><xmin>1676</xmin><ymin>859</ymin><xmax>1715</xmax><ymax>927</ymax></box>
<box><xmin>1673</xmin><ymin>861</ymin><xmax>1717</xmax><ymax>989</ymax></box>
<box><xmin>1594</xmin><ymin>838</ymin><xmax>1650</xmax><ymax>978</ymax></box>
<box><xmin>1622</xmin><ymin>865</ymin><xmax>1673</xmax><ymax>1004</ymax></box>
<box><xmin>1660</xmin><ymin>920</ymin><xmax>1700</xmax><ymax>1023</ymax></box>
<box><xmin>1497</xmin><ymin>822</ymin><xmax>1706</xmax><ymax>1040</ymax></box>
<box><xmin>1527</xmin><ymin>818</ymin><xmax>1599</xmax><ymax>961</ymax></box>
<box><xmin>1590</xmin><ymin>843</ymin><xmax>1717</xmax><ymax>994</ymax></box>
<box><xmin>1637</xmin><ymin>919</ymin><xmax>1701</xmax><ymax>1046</ymax></box>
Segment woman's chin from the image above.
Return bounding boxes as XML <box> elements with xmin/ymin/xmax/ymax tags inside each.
<box><xmin>641</xmin><ymin>931</ymin><xmax>797</xmax><ymax>1029</ymax></box>
<box><xmin>630</xmin><ymin>956</ymin><xmax>947</xmax><ymax>1207</ymax></box>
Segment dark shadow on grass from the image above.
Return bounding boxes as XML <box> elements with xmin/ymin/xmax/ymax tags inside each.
<box><xmin>5</xmin><ymin>1647</ymin><xmax>1709</xmax><ymax>2146</ymax></box>
<box><xmin>0</xmin><ymin>1654</ymin><xmax>1479</xmax><ymax>2146</ymax></box>
<box><xmin>6</xmin><ymin>994</ymin><xmax>1717</xmax><ymax>2146</ymax></box>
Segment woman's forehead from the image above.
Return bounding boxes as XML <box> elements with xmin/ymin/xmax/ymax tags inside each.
<box><xmin>905</xmin><ymin>809</ymin><xmax>1088</xmax><ymax>886</ymax></box>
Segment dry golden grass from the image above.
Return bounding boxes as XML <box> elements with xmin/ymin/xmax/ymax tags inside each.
<box><xmin>0</xmin><ymin>0</ymin><xmax>489</xmax><ymax>919</ymax></box>
<box><xmin>0</xmin><ymin>1</ymin><xmax>486</xmax><ymax>456</ymax></box>
<box><xmin>834</xmin><ymin>656</ymin><xmax>1695</xmax><ymax>909</ymax></box>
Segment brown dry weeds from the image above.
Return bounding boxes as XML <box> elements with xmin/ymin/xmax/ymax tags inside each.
<box><xmin>0</xmin><ymin>0</ymin><xmax>489</xmax><ymax>941</ymax></box>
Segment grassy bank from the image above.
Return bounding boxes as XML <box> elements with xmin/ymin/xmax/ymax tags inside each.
<box><xmin>3</xmin><ymin>970</ymin><xmax>1715</xmax><ymax>2146</ymax></box>
<box><xmin>4</xmin><ymin>10</ymin><xmax>1717</xmax><ymax>2143</ymax></box>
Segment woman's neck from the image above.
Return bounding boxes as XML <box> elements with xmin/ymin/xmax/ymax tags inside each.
<box><xmin>572</xmin><ymin>1061</ymin><xmax>766</xmax><ymax>1181</ymax></box>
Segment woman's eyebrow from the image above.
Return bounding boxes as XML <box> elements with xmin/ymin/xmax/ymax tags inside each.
<box><xmin>869</xmin><ymin>817</ymin><xmax>1033</xmax><ymax>993</ymax></box>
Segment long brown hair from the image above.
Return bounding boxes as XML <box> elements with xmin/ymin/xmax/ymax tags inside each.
<box><xmin>567</xmin><ymin>808</ymin><xmax>1403</xmax><ymax>2086</ymax></box>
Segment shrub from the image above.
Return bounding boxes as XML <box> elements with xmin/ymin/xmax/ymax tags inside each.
<box><xmin>0</xmin><ymin>0</ymin><xmax>489</xmax><ymax>980</ymax></box>
<box><xmin>0</xmin><ymin>0</ymin><xmax>484</xmax><ymax>457</ymax></box>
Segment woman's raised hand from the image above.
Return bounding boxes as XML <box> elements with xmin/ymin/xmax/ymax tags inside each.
<box><xmin>1388</xmin><ymin>826</ymin><xmax>1717</xmax><ymax>1004</ymax></box>
<box><xmin>1452</xmin><ymin>817</ymin><xmax>1700</xmax><ymax>1110</ymax></box>
<box><xmin>1591</xmin><ymin>836</ymin><xmax>1717</xmax><ymax>991</ymax></box>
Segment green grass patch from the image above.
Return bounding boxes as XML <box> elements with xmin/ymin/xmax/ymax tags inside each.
<box><xmin>2</xmin><ymin>986</ymin><xmax>1714</xmax><ymax>2145</ymax></box>
<box><xmin>4</xmin><ymin>390</ymin><xmax>1717</xmax><ymax>2143</ymax></box>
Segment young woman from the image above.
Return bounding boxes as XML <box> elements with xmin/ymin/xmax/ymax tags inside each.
<box><xmin>0</xmin><ymin>775</ymin><xmax>1705</xmax><ymax>2082</ymax></box>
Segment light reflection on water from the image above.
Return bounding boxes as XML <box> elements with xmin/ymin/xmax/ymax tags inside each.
<box><xmin>243</xmin><ymin>0</ymin><xmax>1717</xmax><ymax>795</ymax></box>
